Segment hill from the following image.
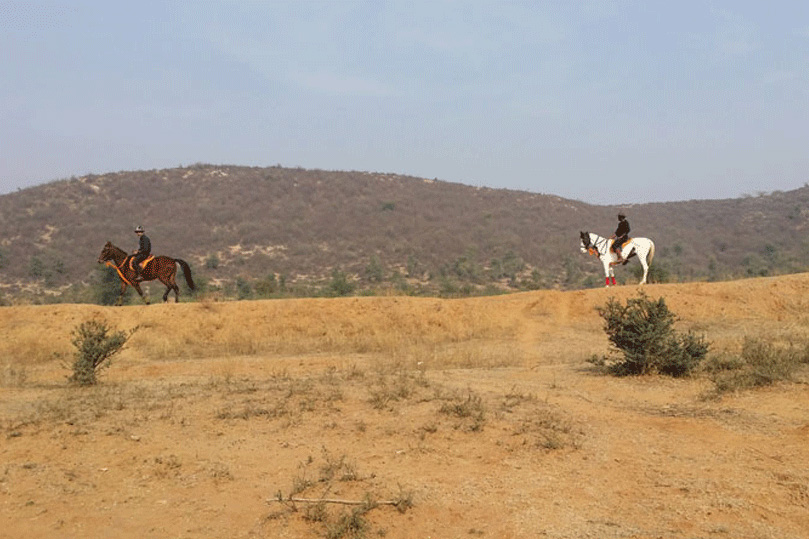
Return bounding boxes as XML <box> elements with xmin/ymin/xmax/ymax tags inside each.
<box><xmin>1</xmin><ymin>276</ymin><xmax>808</xmax><ymax>537</ymax></box>
<box><xmin>1</xmin><ymin>164</ymin><xmax>808</xmax><ymax>302</ymax></box>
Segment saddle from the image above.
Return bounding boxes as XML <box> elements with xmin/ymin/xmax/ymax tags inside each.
<box><xmin>128</xmin><ymin>255</ymin><xmax>155</xmax><ymax>272</ymax></box>
<box><xmin>611</xmin><ymin>238</ymin><xmax>634</xmax><ymax>266</ymax></box>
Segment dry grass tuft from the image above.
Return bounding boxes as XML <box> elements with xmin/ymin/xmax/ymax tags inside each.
<box><xmin>704</xmin><ymin>335</ymin><xmax>809</xmax><ymax>396</ymax></box>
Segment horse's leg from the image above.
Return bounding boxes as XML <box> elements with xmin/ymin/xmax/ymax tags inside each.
<box><xmin>170</xmin><ymin>271</ymin><xmax>180</xmax><ymax>303</ymax></box>
<box><xmin>158</xmin><ymin>273</ymin><xmax>179</xmax><ymax>303</ymax></box>
<box><xmin>116</xmin><ymin>281</ymin><xmax>127</xmax><ymax>306</ymax></box>
<box><xmin>161</xmin><ymin>282</ymin><xmax>179</xmax><ymax>303</ymax></box>
<box><xmin>602</xmin><ymin>258</ymin><xmax>612</xmax><ymax>287</ymax></box>
<box><xmin>132</xmin><ymin>282</ymin><xmax>150</xmax><ymax>305</ymax></box>
<box><xmin>639</xmin><ymin>247</ymin><xmax>649</xmax><ymax>285</ymax></box>
<box><xmin>160</xmin><ymin>274</ymin><xmax>171</xmax><ymax>302</ymax></box>
<box><xmin>158</xmin><ymin>268</ymin><xmax>179</xmax><ymax>303</ymax></box>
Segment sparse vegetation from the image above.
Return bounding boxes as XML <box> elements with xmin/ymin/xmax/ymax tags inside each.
<box><xmin>594</xmin><ymin>292</ymin><xmax>709</xmax><ymax>376</ymax></box>
<box><xmin>273</xmin><ymin>450</ymin><xmax>411</xmax><ymax>539</ymax></box>
<box><xmin>94</xmin><ymin>265</ymin><xmax>126</xmax><ymax>305</ymax></box>
<box><xmin>4</xmin><ymin>164</ymin><xmax>809</xmax><ymax>303</ymax></box>
<box><xmin>327</xmin><ymin>269</ymin><xmax>356</xmax><ymax>297</ymax></box>
<box><xmin>438</xmin><ymin>390</ymin><xmax>486</xmax><ymax>431</ymax></box>
<box><xmin>704</xmin><ymin>336</ymin><xmax>809</xmax><ymax>396</ymax></box>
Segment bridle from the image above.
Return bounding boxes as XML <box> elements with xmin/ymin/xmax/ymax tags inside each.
<box><xmin>581</xmin><ymin>233</ymin><xmax>608</xmax><ymax>257</ymax></box>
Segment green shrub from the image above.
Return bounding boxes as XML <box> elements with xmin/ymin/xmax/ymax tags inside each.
<box><xmin>364</xmin><ymin>256</ymin><xmax>385</xmax><ymax>283</ymax></box>
<box><xmin>596</xmin><ymin>292</ymin><xmax>709</xmax><ymax>376</ymax></box>
<box><xmin>205</xmin><ymin>254</ymin><xmax>220</xmax><ymax>269</ymax></box>
<box><xmin>236</xmin><ymin>277</ymin><xmax>253</xmax><ymax>300</ymax></box>
<box><xmin>69</xmin><ymin>319</ymin><xmax>137</xmax><ymax>385</ymax></box>
<box><xmin>94</xmin><ymin>265</ymin><xmax>124</xmax><ymax>305</ymax></box>
<box><xmin>327</xmin><ymin>269</ymin><xmax>355</xmax><ymax>297</ymax></box>
<box><xmin>254</xmin><ymin>273</ymin><xmax>278</xmax><ymax>298</ymax></box>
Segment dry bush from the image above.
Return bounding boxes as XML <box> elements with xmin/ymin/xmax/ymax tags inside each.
<box><xmin>438</xmin><ymin>390</ymin><xmax>487</xmax><ymax>432</ymax></box>
<box><xmin>69</xmin><ymin>319</ymin><xmax>137</xmax><ymax>385</ymax></box>
<box><xmin>273</xmin><ymin>450</ymin><xmax>409</xmax><ymax>539</ymax></box>
<box><xmin>498</xmin><ymin>388</ymin><xmax>582</xmax><ymax>450</ymax></box>
<box><xmin>705</xmin><ymin>336</ymin><xmax>809</xmax><ymax>396</ymax></box>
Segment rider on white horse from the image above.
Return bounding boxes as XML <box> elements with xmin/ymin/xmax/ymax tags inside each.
<box><xmin>580</xmin><ymin>229</ymin><xmax>655</xmax><ymax>287</ymax></box>
<box><xmin>611</xmin><ymin>213</ymin><xmax>630</xmax><ymax>263</ymax></box>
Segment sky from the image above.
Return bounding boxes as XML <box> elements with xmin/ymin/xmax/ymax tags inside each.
<box><xmin>1</xmin><ymin>1</ymin><xmax>808</xmax><ymax>204</ymax></box>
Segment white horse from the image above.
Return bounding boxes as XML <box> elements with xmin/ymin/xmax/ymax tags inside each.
<box><xmin>579</xmin><ymin>231</ymin><xmax>655</xmax><ymax>286</ymax></box>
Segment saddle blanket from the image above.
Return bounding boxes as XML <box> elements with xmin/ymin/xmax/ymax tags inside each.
<box><xmin>128</xmin><ymin>255</ymin><xmax>155</xmax><ymax>271</ymax></box>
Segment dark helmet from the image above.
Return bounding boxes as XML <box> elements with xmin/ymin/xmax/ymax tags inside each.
<box><xmin>618</xmin><ymin>213</ymin><xmax>626</xmax><ymax>220</ymax></box>
<box><xmin>134</xmin><ymin>225</ymin><xmax>145</xmax><ymax>233</ymax></box>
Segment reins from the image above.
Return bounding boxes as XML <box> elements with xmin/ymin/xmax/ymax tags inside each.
<box><xmin>105</xmin><ymin>259</ymin><xmax>136</xmax><ymax>287</ymax></box>
<box><xmin>103</xmin><ymin>248</ymin><xmax>136</xmax><ymax>287</ymax></box>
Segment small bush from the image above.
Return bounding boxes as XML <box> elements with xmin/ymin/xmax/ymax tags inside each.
<box><xmin>705</xmin><ymin>337</ymin><xmax>809</xmax><ymax>395</ymax></box>
<box><xmin>327</xmin><ymin>269</ymin><xmax>355</xmax><ymax>297</ymax></box>
<box><xmin>326</xmin><ymin>505</ymin><xmax>371</xmax><ymax>539</ymax></box>
<box><xmin>438</xmin><ymin>390</ymin><xmax>486</xmax><ymax>431</ymax></box>
<box><xmin>69</xmin><ymin>319</ymin><xmax>137</xmax><ymax>385</ymax></box>
<box><xmin>596</xmin><ymin>292</ymin><xmax>709</xmax><ymax>376</ymax></box>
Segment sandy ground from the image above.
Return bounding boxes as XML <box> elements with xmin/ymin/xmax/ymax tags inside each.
<box><xmin>2</xmin><ymin>275</ymin><xmax>808</xmax><ymax>538</ymax></box>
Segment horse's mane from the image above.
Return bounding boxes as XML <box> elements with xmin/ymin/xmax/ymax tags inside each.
<box><xmin>105</xmin><ymin>242</ymin><xmax>126</xmax><ymax>254</ymax></box>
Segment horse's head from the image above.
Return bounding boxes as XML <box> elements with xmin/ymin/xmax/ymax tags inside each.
<box><xmin>97</xmin><ymin>241</ymin><xmax>116</xmax><ymax>264</ymax></box>
<box><xmin>579</xmin><ymin>231</ymin><xmax>591</xmax><ymax>253</ymax></box>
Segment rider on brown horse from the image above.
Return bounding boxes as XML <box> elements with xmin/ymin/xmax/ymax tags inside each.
<box><xmin>132</xmin><ymin>226</ymin><xmax>151</xmax><ymax>280</ymax></box>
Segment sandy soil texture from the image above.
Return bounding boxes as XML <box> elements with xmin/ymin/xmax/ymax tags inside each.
<box><xmin>2</xmin><ymin>275</ymin><xmax>808</xmax><ymax>538</ymax></box>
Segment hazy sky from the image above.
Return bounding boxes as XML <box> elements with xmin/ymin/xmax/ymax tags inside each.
<box><xmin>2</xmin><ymin>1</ymin><xmax>808</xmax><ymax>204</ymax></box>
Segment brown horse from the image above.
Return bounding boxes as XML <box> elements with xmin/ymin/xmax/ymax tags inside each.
<box><xmin>97</xmin><ymin>242</ymin><xmax>195</xmax><ymax>305</ymax></box>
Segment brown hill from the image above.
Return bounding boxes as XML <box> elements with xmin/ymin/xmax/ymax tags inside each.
<box><xmin>1</xmin><ymin>164</ymin><xmax>808</xmax><ymax>302</ymax></box>
<box><xmin>1</xmin><ymin>276</ymin><xmax>808</xmax><ymax>537</ymax></box>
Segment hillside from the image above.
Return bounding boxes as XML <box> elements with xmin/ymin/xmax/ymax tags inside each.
<box><xmin>2</xmin><ymin>276</ymin><xmax>808</xmax><ymax>537</ymax></box>
<box><xmin>1</xmin><ymin>164</ymin><xmax>808</xmax><ymax>302</ymax></box>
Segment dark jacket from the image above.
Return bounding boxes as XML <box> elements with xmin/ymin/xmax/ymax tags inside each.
<box><xmin>137</xmin><ymin>234</ymin><xmax>151</xmax><ymax>256</ymax></box>
<box><xmin>614</xmin><ymin>220</ymin><xmax>630</xmax><ymax>239</ymax></box>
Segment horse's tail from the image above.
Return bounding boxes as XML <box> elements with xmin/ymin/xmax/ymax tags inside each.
<box><xmin>175</xmin><ymin>259</ymin><xmax>195</xmax><ymax>290</ymax></box>
<box><xmin>647</xmin><ymin>240</ymin><xmax>655</xmax><ymax>267</ymax></box>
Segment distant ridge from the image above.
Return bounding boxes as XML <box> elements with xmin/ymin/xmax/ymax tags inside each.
<box><xmin>1</xmin><ymin>164</ymin><xmax>808</xmax><ymax>302</ymax></box>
